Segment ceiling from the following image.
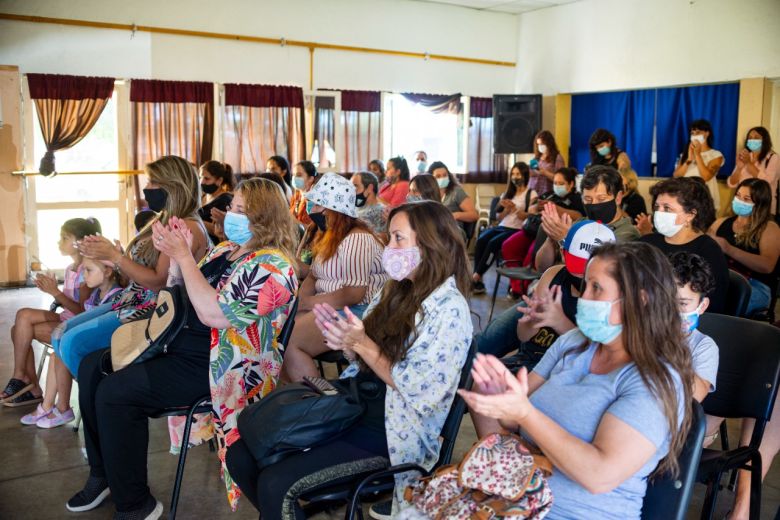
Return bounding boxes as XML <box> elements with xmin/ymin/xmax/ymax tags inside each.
<box><xmin>411</xmin><ymin>0</ymin><xmax>582</xmax><ymax>14</ymax></box>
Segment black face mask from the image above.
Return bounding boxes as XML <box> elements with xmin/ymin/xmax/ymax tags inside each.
<box><xmin>584</xmin><ymin>199</ymin><xmax>617</xmax><ymax>223</ymax></box>
<box><xmin>310</xmin><ymin>211</ymin><xmax>327</xmax><ymax>231</ymax></box>
<box><xmin>201</xmin><ymin>183</ymin><xmax>219</xmax><ymax>195</ymax></box>
<box><xmin>143</xmin><ymin>188</ymin><xmax>168</xmax><ymax>212</ymax></box>
<box><xmin>511</xmin><ymin>179</ymin><xmax>525</xmax><ymax>187</ymax></box>
<box><xmin>355</xmin><ymin>192</ymin><xmax>368</xmax><ymax>208</ymax></box>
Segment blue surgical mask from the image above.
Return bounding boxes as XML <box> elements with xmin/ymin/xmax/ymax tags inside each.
<box><xmin>406</xmin><ymin>194</ymin><xmax>422</xmax><ymax>203</ymax></box>
<box><xmin>576</xmin><ymin>297</ymin><xmax>623</xmax><ymax>344</ymax></box>
<box><xmin>437</xmin><ymin>177</ymin><xmax>450</xmax><ymax>189</ymax></box>
<box><xmin>417</xmin><ymin>161</ymin><xmax>427</xmax><ymax>173</ymax></box>
<box><xmin>681</xmin><ymin>302</ymin><xmax>703</xmax><ymax>333</ymax></box>
<box><xmin>597</xmin><ymin>145</ymin><xmax>611</xmax><ymax>157</ymax></box>
<box><xmin>746</xmin><ymin>139</ymin><xmax>762</xmax><ymax>152</ymax></box>
<box><xmin>293</xmin><ymin>176</ymin><xmax>306</xmax><ymax>190</ymax></box>
<box><xmin>223</xmin><ymin>212</ymin><xmax>252</xmax><ymax>245</ymax></box>
<box><xmin>553</xmin><ymin>185</ymin><xmax>568</xmax><ymax>198</ymax></box>
<box><xmin>305</xmin><ymin>199</ymin><xmax>315</xmax><ymax>215</ymax></box>
<box><xmin>732</xmin><ymin>198</ymin><xmax>754</xmax><ymax>217</ymax></box>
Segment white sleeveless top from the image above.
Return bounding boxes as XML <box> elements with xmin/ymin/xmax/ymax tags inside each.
<box><xmin>684</xmin><ymin>148</ymin><xmax>723</xmax><ymax>211</ymax></box>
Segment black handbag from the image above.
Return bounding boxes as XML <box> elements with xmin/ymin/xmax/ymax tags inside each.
<box><xmin>237</xmin><ymin>376</ymin><xmax>374</xmax><ymax>469</ymax></box>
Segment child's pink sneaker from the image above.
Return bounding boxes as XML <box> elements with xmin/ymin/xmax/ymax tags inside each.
<box><xmin>36</xmin><ymin>407</ymin><xmax>75</xmax><ymax>429</ymax></box>
<box><xmin>21</xmin><ymin>404</ymin><xmax>52</xmax><ymax>425</ymax></box>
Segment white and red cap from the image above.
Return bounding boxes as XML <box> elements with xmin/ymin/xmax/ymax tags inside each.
<box><xmin>562</xmin><ymin>220</ymin><xmax>616</xmax><ymax>276</ymax></box>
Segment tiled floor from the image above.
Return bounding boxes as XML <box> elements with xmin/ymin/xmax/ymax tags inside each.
<box><xmin>0</xmin><ymin>271</ymin><xmax>778</xmax><ymax>519</ymax></box>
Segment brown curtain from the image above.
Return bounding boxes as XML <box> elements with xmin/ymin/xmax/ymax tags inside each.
<box><xmin>467</xmin><ymin>96</ymin><xmax>509</xmax><ymax>183</ymax></box>
<box><xmin>341</xmin><ymin>90</ymin><xmax>381</xmax><ymax>173</ymax></box>
<box><xmin>223</xmin><ymin>84</ymin><xmax>304</xmax><ymax>174</ymax></box>
<box><xmin>27</xmin><ymin>73</ymin><xmax>115</xmax><ymax>176</ymax></box>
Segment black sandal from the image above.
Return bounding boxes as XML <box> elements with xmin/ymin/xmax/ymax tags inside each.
<box><xmin>2</xmin><ymin>391</ymin><xmax>43</xmax><ymax>408</ymax></box>
<box><xmin>0</xmin><ymin>378</ymin><xmax>33</xmax><ymax>403</ymax></box>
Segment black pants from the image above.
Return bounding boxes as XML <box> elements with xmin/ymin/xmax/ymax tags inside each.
<box><xmin>226</xmin><ymin>425</ymin><xmax>388</xmax><ymax>520</ymax></box>
<box><xmin>78</xmin><ymin>338</ymin><xmax>210</xmax><ymax>512</ymax></box>
<box><xmin>473</xmin><ymin>226</ymin><xmax>518</xmax><ymax>276</ymax></box>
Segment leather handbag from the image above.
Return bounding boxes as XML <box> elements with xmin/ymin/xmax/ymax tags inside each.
<box><xmin>236</xmin><ymin>376</ymin><xmax>373</xmax><ymax>470</ymax></box>
<box><xmin>403</xmin><ymin>433</ymin><xmax>553</xmax><ymax>519</ymax></box>
<box><xmin>110</xmin><ymin>285</ymin><xmax>189</xmax><ymax>371</ymax></box>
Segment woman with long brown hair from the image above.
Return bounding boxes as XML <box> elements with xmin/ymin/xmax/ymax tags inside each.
<box><xmin>462</xmin><ymin>241</ymin><xmax>693</xmax><ymax>520</ymax></box>
<box><xmin>282</xmin><ymin>173</ymin><xmax>388</xmax><ymax>382</ymax></box>
<box><xmin>529</xmin><ymin>130</ymin><xmax>565</xmax><ymax>196</ymax></box>
<box><xmin>226</xmin><ymin>200</ymin><xmax>473</xmax><ymax>518</ymax></box>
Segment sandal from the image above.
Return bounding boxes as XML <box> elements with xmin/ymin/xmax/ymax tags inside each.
<box><xmin>2</xmin><ymin>391</ymin><xmax>43</xmax><ymax>408</ymax></box>
<box><xmin>0</xmin><ymin>378</ymin><xmax>33</xmax><ymax>403</ymax></box>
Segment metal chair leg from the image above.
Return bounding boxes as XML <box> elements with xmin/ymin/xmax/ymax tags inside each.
<box><xmin>749</xmin><ymin>453</ymin><xmax>762</xmax><ymax>520</ymax></box>
<box><xmin>488</xmin><ymin>272</ymin><xmax>502</xmax><ymax>322</ymax></box>
<box><xmin>72</xmin><ymin>410</ymin><xmax>82</xmax><ymax>433</ymax></box>
<box><xmin>170</xmin><ymin>404</ymin><xmax>199</xmax><ymax>519</ymax></box>
<box><xmin>700</xmin><ymin>471</ymin><xmax>723</xmax><ymax>520</ymax></box>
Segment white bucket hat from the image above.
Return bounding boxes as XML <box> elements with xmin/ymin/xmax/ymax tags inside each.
<box><xmin>306</xmin><ymin>172</ymin><xmax>357</xmax><ymax>218</ymax></box>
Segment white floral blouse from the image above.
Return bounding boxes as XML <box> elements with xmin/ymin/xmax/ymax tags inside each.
<box><xmin>342</xmin><ymin>275</ymin><xmax>473</xmax><ymax>510</ymax></box>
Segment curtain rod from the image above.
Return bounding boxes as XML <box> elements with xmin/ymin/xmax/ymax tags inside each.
<box><xmin>0</xmin><ymin>13</ymin><xmax>516</xmax><ymax>68</ymax></box>
<box><xmin>12</xmin><ymin>170</ymin><xmax>143</xmax><ymax>176</ymax></box>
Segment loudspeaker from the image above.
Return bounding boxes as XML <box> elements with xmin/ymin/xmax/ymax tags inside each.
<box><xmin>492</xmin><ymin>94</ymin><xmax>542</xmax><ymax>154</ymax></box>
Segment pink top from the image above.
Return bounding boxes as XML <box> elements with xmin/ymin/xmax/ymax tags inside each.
<box><xmin>728</xmin><ymin>152</ymin><xmax>779</xmax><ymax>214</ymax></box>
<box><xmin>529</xmin><ymin>154</ymin><xmax>565</xmax><ymax>196</ymax></box>
<box><xmin>58</xmin><ymin>263</ymin><xmax>84</xmax><ymax>321</ymax></box>
<box><xmin>379</xmin><ymin>180</ymin><xmax>410</xmax><ymax>208</ymax></box>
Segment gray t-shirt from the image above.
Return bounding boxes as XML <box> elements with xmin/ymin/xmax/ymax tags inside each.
<box><xmin>688</xmin><ymin>328</ymin><xmax>719</xmax><ymax>391</ymax></box>
<box><xmin>441</xmin><ymin>185</ymin><xmax>469</xmax><ymax>214</ymax></box>
<box><xmin>529</xmin><ymin>329</ymin><xmax>683</xmax><ymax>520</ymax></box>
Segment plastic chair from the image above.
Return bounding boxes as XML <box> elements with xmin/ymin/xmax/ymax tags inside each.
<box><xmin>696</xmin><ymin>313</ymin><xmax>780</xmax><ymax>520</ymax></box>
<box><xmin>487</xmin><ymin>261</ymin><xmax>542</xmax><ymax>321</ymax></box>
<box><xmin>724</xmin><ymin>269</ymin><xmax>752</xmax><ymax>318</ymax></box>
<box><xmin>299</xmin><ymin>338</ymin><xmax>479</xmax><ymax>519</ymax></box>
<box><xmin>641</xmin><ymin>401</ymin><xmax>706</xmax><ymax>520</ymax></box>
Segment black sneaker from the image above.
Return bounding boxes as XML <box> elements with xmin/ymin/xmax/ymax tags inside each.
<box><xmin>472</xmin><ymin>281</ymin><xmax>486</xmax><ymax>295</ymax></box>
<box><xmin>66</xmin><ymin>475</ymin><xmax>110</xmax><ymax>512</ymax></box>
<box><xmin>113</xmin><ymin>494</ymin><xmax>162</xmax><ymax>520</ymax></box>
<box><xmin>368</xmin><ymin>499</ymin><xmax>392</xmax><ymax>520</ymax></box>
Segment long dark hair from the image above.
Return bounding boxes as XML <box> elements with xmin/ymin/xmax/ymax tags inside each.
<box><xmin>268</xmin><ymin>155</ymin><xmax>291</xmax><ymax>187</ymax></box>
<box><xmin>362</xmin><ymin>201</ymin><xmax>470</xmax><ymax>365</ymax></box>
<box><xmin>745</xmin><ymin>126</ymin><xmax>774</xmax><ymax>163</ymax></box>
<box><xmin>589</xmin><ymin>128</ymin><xmax>620</xmax><ymax>165</ymax></box>
<box><xmin>504</xmin><ymin>162</ymin><xmax>530</xmax><ymax>200</ymax></box>
<box><xmin>680</xmin><ymin>119</ymin><xmax>714</xmax><ymax>163</ymax></box>
<box><xmin>387</xmin><ymin>157</ymin><xmax>410</xmax><ymax>182</ymax></box>
<box><xmin>731</xmin><ymin>178</ymin><xmax>773</xmax><ymax>249</ymax></box>
<box><xmin>409</xmin><ymin>174</ymin><xmax>440</xmax><ymax>202</ymax></box>
<box><xmin>589</xmin><ymin>242</ymin><xmax>693</xmax><ymax>478</ymax></box>
<box><xmin>427</xmin><ymin>160</ymin><xmax>459</xmax><ymax>196</ymax></box>
<box><xmin>200</xmin><ymin>160</ymin><xmax>235</xmax><ymax>191</ymax></box>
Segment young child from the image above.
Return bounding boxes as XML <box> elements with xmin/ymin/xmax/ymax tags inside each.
<box><xmin>21</xmin><ymin>257</ymin><xmax>123</xmax><ymax>427</ymax></box>
<box><xmin>670</xmin><ymin>251</ymin><xmax>719</xmax><ymax>403</ymax></box>
<box><xmin>1</xmin><ymin>218</ymin><xmax>101</xmax><ymax>407</ymax></box>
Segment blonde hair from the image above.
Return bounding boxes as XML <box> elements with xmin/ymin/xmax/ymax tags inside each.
<box><xmin>620</xmin><ymin>168</ymin><xmax>639</xmax><ymax>194</ymax></box>
<box><xmin>127</xmin><ymin>155</ymin><xmax>202</xmax><ymax>266</ymax></box>
<box><xmin>239</xmin><ymin>178</ymin><xmax>299</xmax><ymax>265</ymax></box>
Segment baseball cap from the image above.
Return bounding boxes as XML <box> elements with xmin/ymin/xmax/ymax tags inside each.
<box><xmin>562</xmin><ymin>220</ymin><xmax>616</xmax><ymax>276</ymax></box>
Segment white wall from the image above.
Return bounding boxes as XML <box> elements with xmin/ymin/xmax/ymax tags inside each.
<box><xmin>515</xmin><ymin>0</ymin><xmax>780</xmax><ymax>95</ymax></box>
<box><xmin>0</xmin><ymin>0</ymin><xmax>518</xmax><ymax>96</ymax></box>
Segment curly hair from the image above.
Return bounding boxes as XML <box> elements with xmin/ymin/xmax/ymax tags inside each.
<box><xmin>649</xmin><ymin>177</ymin><xmax>715</xmax><ymax>232</ymax></box>
<box><xmin>669</xmin><ymin>252</ymin><xmax>715</xmax><ymax>297</ymax></box>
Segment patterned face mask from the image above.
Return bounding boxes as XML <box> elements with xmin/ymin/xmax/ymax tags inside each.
<box><xmin>382</xmin><ymin>246</ymin><xmax>421</xmax><ymax>281</ymax></box>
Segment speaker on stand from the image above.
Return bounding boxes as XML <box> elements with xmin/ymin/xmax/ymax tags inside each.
<box><xmin>493</xmin><ymin>94</ymin><xmax>542</xmax><ymax>155</ymax></box>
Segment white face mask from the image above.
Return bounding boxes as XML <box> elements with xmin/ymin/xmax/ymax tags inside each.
<box><xmin>537</xmin><ymin>144</ymin><xmax>547</xmax><ymax>154</ymax></box>
<box><xmin>690</xmin><ymin>134</ymin><xmax>706</xmax><ymax>144</ymax></box>
<box><xmin>653</xmin><ymin>211</ymin><xmax>684</xmax><ymax>237</ymax></box>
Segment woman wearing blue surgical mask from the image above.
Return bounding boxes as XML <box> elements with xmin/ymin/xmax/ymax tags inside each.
<box><xmin>709</xmin><ymin>178</ymin><xmax>780</xmax><ymax>315</ymax></box>
<box><xmin>586</xmin><ymin>128</ymin><xmax>631</xmax><ymax>172</ymax></box>
<box><xmin>727</xmin><ymin>127</ymin><xmax>779</xmax><ymax>215</ymax></box>
<box><xmin>673</xmin><ymin>119</ymin><xmax>724</xmax><ymax>212</ymax></box>
<box><xmin>289</xmin><ymin>160</ymin><xmax>319</xmax><ymax>227</ymax></box>
<box><xmin>639</xmin><ymin>177</ymin><xmax>728</xmax><ymax>313</ymax></box>
<box><xmin>430</xmin><ymin>161</ymin><xmax>479</xmax><ymax>226</ymax></box>
<box><xmin>462</xmin><ymin>241</ymin><xmax>693</xmax><ymax>520</ymax></box>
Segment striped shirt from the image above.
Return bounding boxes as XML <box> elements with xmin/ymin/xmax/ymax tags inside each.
<box><xmin>311</xmin><ymin>231</ymin><xmax>388</xmax><ymax>305</ymax></box>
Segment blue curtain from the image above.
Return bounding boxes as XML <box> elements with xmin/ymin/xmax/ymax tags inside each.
<box><xmin>571</xmin><ymin>90</ymin><xmax>656</xmax><ymax>176</ymax></box>
<box><xmin>655</xmin><ymin>83</ymin><xmax>739</xmax><ymax>178</ymax></box>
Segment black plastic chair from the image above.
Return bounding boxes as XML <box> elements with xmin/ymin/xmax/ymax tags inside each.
<box><xmin>641</xmin><ymin>401</ymin><xmax>706</xmax><ymax>520</ymax></box>
<box><xmin>696</xmin><ymin>313</ymin><xmax>780</xmax><ymax>520</ymax></box>
<box><xmin>314</xmin><ymin>350</ymin><xmax>349</xmax><ymax>377</ymax></box>
<box><xmin>158</xmin><ymin>297</ymin><xmax>299</xmax><ymax>519</ymax></box>
<box><xmin>488</xmin><ymin>262</ymin><xmax>541</xmax><ymax>321</ymax></box>
<box><xmin>724</xmin><ymin>269</ymin><xmax>752</xmax><ymax>318</ymax></box>
<box><xmin>298</xmin><ymin>338</ymin><xmax>478</xmax><ymax>519</ymax></box>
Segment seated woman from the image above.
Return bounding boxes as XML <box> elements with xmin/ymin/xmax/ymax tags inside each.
<box><xmin>290</xmin><ymin>160</ymin><xmax>319</xmax><ymax>226</ymax></box>
<box><xmin>586</xmin><ymin>128</ymin><xmax>631</xmax><ymax>172</ymax></box>
<box><xmin>638</xmin><ymin>177</ymin><xmax>728</xmax><ymax>313</ymax></box>
<box><xmin>407</xmin><ymin>173</ymin><xmax>439</xmax><ymax>202</ymax></box>
<box><xmin>226</xmin><ymin>200</ymin><xmax>473</xmax><ymax>519</ymax></box>
<box><xmin>471</xmin><ymin>162</ymin><xmax>537</xmax><ymax>293</ymax></box>
<box><xmin>198</xmin><ymin>160</ymin><xmax>234</xmax><ymax>245</ymax></box>
<box><xmin>673</xmin><ymin>119</ymin><xmax>724</xmax><ymax>213</ymax></box>
<box><xmin>727</xmin><ymin>126</ymin><xmax>778</xmax><ymax>215</ymax></box>
<box><xmin>65</xmin><ymin>178</ymin><xmax>298</xmax><ymax>518</ymax></box>
<box><xmin>429</xmin><ymin>161</ymin><xmax>479</xmax><ymax>233</ymax></box>
<box><xmin>282</xmin><ymin>173</ymin><xmax>388</xmax><ymax>382</ymax></box>
<box><xmin>378</xmin><ymin>157</ymin><xmax>411</xmax><ymax>208</ymax></box>
<box><xmin>368</xmin><ymin>158</ymin><xmax>387</xmax><ymax>187</ymax></box>
<box><xmin>619</xmin><ymin>169</ymin><xmax>647</xmax><ymax>223</ymax></box>
<box><xmin>710</xmin><ymin>178</ymin><xmax>780</xmax><ymax>314</ymax></box>
<box><xmin>462</xmin><ymin>241</ymin><xmax>693</xmax><ymax>520</ymax></box>
<box><xmin>54</xmin><ymin>155</ymin><xmax>210</xmax><ymax>378</ymax></box>
<box><xmin>267</xmin><ymin>155</ymin><xmax>294</xmax><ymax>200</ymax></box>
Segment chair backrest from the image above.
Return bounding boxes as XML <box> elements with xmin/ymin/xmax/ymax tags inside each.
<box><xmin>434</xmin><ymin>337</ymin><xmax>478</xmax><ymax>469</ymax></box>
<box><xmin>278</xmin><ymin>297</ymin><xmax>299</xmax><ymax>348</ymax></box>
<box><xmin>475</xmin><ymin>184</ymin><xmax>497</xmax><ymax>214</ymax></box>
<box><xmin>461</xmin><ymin>221</ymin><xmax>477</xmax><ymax>244</ymax></box>
<box><xmin>641</xmin><ymin>401</ymin><xmax>706</xmax><ymax>520</ymax></box>
<box><xmin>725</xmin><ymin>269</ymin><xmax>752</xmax><ymax>317</ymax></box>
<box><xmin>699</xmin><ymin>313</ymin><xmax>780</xmax><ymax>447</ymax></box>
<box><xmin>488</xmin><ymin>196</ymin><xmax>501</xmax><ymax>224</ymax></box>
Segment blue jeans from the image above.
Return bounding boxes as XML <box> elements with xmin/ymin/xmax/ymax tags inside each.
<box><xmin>746</xmin><ymin>279</ymin><xmax>772</xmax><ymax>315</ymax></box>
<box><xmin>52</xmin><ymin>302</ymin><xmax>122</xmax><ymax>378</ymax></box>
<box><xmin>476</xmin><ymin>304</ymin><xmax>524</xmax><ymax>358</ymax></box>
<box><xmin>337</xmin><ymin>303</ymin><xmax>368</xmax><ymax>320</ymax></box>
